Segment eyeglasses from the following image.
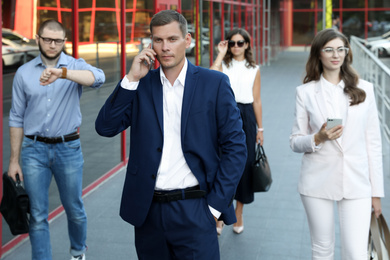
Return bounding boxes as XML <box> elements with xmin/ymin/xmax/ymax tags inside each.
<box><xmin>228</xmin><ymin>40</ymin><xmax>246</xmax><ymax>48</ymax></box>
<box><xmin>321</xmin><ymin>47</ymin><xmax>349</xmax><ymax>56</ymax></box>
<box><xmin>38</xmin><ymin>35</ymin><xmax>65</xmax><ymax>45</ymax></box>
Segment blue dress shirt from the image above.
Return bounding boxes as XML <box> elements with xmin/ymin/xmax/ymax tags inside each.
<box><xmin>9</xmin><ymin>52</ymin><xmax>105</xmax><ymax>137</ymax></box>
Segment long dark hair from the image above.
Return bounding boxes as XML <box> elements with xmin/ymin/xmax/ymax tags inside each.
<box><xmin>304</xmin><ymin>28</ymin><xmax>365</xmax><ymax>106</ymax></box>
<box><xmin>223</xmin><ymin>28</ymin><xmax>257</xmax><ymax>69</ymax></box>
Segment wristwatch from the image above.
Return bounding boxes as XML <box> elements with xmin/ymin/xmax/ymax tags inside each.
<box><xmin>60</xmin><ymin>67</ymin><xmax>67</xmax><ymax>79</ymax></box>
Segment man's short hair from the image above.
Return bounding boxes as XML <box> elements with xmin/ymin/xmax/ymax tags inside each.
<box><xmin>150</xmin><ymin>10</ymin><xmax>188</xmax><ymax>37</ymax></box>
<box><xmin>38</xmin><ymin>19</ymin><xmax>66</xmax><ymax>37</ymax></box>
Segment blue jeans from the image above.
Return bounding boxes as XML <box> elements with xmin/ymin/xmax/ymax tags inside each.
<box><xmin>21</xmin><ymin>137</ymin><xmax>87</xmax><ymax>260</ymax></box>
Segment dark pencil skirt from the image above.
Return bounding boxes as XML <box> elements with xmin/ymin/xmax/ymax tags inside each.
<box><xmin>234</xmin><ymin>103</ymin><xmax>256</xmax><ymax>204</ymax></box>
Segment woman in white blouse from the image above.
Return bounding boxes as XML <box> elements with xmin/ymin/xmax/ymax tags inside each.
<box><xmin>211</xmin><ymin>28</ymin><xmax>263</xmax><ymax>235</ymax></box>
<box><xmin>290</xmin><ymin>29</ymin><xmax>384</xmax><ymax>259</ymax></box>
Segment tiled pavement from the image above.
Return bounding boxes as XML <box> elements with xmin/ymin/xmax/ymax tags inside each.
<box><xmin>2</xmin><ymin>50</ymin><xmax>389</xmax><ymax>260</ymax></box>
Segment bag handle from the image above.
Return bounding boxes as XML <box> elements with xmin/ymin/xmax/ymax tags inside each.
<box><xmin>378</xmin><ymin>214</ymin><xmax>390</xmax><ymax>256</ymax></box>
<box><xmin>370</xmin><ymin>212</ymin><xmax>390</xmax><ymax>260</ymax></box>
<box><xmin>15</xmin><ymin>174</ymin><xmax>23</xmax><ymax>188</ymax></box>
<box><xmin>255</xmin><ymin>143</ymin><xmax>266</xmax><ymax>161</ymax></box>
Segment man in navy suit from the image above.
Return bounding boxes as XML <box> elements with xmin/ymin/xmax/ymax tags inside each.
<box><xmin>95</xmin><ymin>10</ymin><xmax>247</xmax><ymax>259</ymax></box>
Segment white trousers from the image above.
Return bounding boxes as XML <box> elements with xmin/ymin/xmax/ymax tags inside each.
<box><xmin>300</xmin><ymin>195</ymin><xmax>371</xmax><ymax>260</ymax></box>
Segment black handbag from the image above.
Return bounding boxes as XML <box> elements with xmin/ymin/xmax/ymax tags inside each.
<box><xmin>252</xmin><ymin>144</ymin><xmax>272</xmax><ymax>192</ymax></box>
<box><xmin>0</xmin><ymin>172</ymin><xmax>30</xmax><ymax>235</ymax></box>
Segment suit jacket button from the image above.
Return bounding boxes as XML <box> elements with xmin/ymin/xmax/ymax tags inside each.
<box><xmin>157</xmin><ymin>147</ymin><xmax>162</xmax><ymax>152</ymax></box>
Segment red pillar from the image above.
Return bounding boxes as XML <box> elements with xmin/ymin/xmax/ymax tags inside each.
<box><xmin>120</xmin><ymin>0</ymin><xmax>127</xmax><ymax>163</ymax></box>
<box><xmin>0</xmin><ymin>1</ymin><xmax>4</xmax><ymax>256</ymax></box>
<box><xmin>72</xmin><ymin>0</ymin><xmax>79</xmax><ymax>58</ymax></box>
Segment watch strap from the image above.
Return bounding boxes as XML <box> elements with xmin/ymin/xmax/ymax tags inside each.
<box><xmin>60</xmin><ymin>67</ymin><xmax>67</xmax><ymax>79</ymax></box>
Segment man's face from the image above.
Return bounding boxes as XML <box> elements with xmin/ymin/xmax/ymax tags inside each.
<box><xmin>36</xmin><ymin>28</ymin><xmax>66</xmax><ymax>60</ymax></box>
<box><xmin>151</xmin><ymin>22</ymin><xmax>191</xmax><ymax>71</ymax></box>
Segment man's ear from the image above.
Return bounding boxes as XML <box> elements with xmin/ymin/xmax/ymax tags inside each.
<box><xmin>185</xmin><ymin>33</ymin><xmax>192</xmax><ymax>48</ymax></box>
<box><xmin>35</xmin><ymin>35</ymin><xmax>40</xmax><ymax>45</ymax></box>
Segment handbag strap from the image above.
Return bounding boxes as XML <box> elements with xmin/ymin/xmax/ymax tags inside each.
<box><xmin>378</xmin><ymin>214</ymin><xmax>390</xmax><ymax>255</ymax></box>
<box><xmin>255</xmin><ymin>143</ymin><xmax>266</xmax><ymax>161</ymax></box>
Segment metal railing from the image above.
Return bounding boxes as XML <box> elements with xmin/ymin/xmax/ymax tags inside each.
<box><xmin>350</xmin><ymin>36</ymin><xmax>390</xmax><ymax>143</ymax></box>
<box><xmin>350</xmin><ymin>36</ymin><xmax>390</xmax><ymax>174</ymax></box>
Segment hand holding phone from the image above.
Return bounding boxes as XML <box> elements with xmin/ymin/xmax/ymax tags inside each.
<box><xmin>326</xmin><ymin>118</ymin><xmax>342</xmax><ymax>130</ymax></box>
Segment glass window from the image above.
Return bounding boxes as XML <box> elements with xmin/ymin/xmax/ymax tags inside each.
<box><xmin>317</xmin><ymin>11</ymin><xmax>323</xmax><ymax>32</ymax></box>
<box><xmin>60</xmin><ymin>0</ymin><xmax>71</xmax><ymax>8</ymax></box>
<box><xmin>38</xmin><ymin>0</ymin><xmax>57</xmax><ymax>7</ymax></box>
<box><xmin>293</xmin><ymin>12</ymin><xmax>315</xmax><ymax>45</ymax></box>
<box><xmin>317</xmin><ymin>0</ymin><xmax>323</xmax><ymax>9</ymax></box>
<box><xmin>37</xmin><ymin>10</ymin><xmax>58</xmax><ymax>32</ymax></box>
<box><xmin>224</xmin><ymin>3</ymin><xmax>231</xmax><ymax>33</ymax></box>
<box><xmin>343</xmin><ymin>0</ymin><xmax>364</xmax><ymax>8</ymax></box>
<box><xmin>133</xmin><ymin>11</ymin><xmax>152</xmax><ymax>41</ymax></box>
<box><xmin>182</xmin><ymin>0</ymin><xmax>195</xmax><ymax>62</ymax></box>
<box><xmin>94</xmin><ymin>12</ymin><xmax>118</xmax><ymax>42</ymax></box>
<box><xmin>341</xmin><ymin>12</ymin><xmax>364</xmax><ymax>38</ymax></box>
<box><xmin>293</xmin><ymin>1</ymin><xmax>315</xmax><ymax>9</ymax></box>
<box><xmin>212</xmin><ymin>2</ymin><xmax>223</xmax><ymax>61</ymax></box>
<box><xmin>61</xmin><ymin>11</ymin><xmax>72</xmax><ymax>41</ymax></box>
<box><xmin>79</xmin><ymin>12</ymin><xmax>92</xmax><ymax>42</ymax></box>
<box><xmin>368</xmin><ymin>11</ymin><xmax>390</xmax><ymax>37</ymax></box>
<box><xmin>213</xmin><ymin>2</ymin><xmax>222</xmax><ymax>44</ymax></box>
<box><xmin>200</xmin><ymin>3</ymin><xmax>211</xmax><ymax>67</ymax></box>
<box><xmin>241</xmin><ymin>6</ymin><xmax>246</xmax><ymax>30</ymax></box>
<box><xmin>332</xmin><ymin>0</ymin><xmax>340</xmax><ymax>8</ymax></box>
<box><xmin>96</xmin><ymin>0</ymin><xmax>116</xmax><ymax>8</ymax></box>
<box><xmin>233</xmin><ymin>5</ymin><xmax>239</xmax><ymax>28</ymax></box>
<box><xmin>79</xmin><ymin>1</ymin><xmax>92</xmax><ymax>8</ymax></box>
<box><xmin>125</xmin><ymin>12</ymin><xmax>134</xmax><ymax>42</ymax></box>
<box><xmin>332</xmin><ymin>12</ymin><xmax>341</xmax><ymax>31</ymax></box>
<box><xmin>368</xmin><ymin>0</ymin><xmax>390</xmax><ymax>8</ymax></box>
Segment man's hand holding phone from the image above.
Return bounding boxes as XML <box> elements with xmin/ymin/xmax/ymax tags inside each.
<box><xmin>126</xmin><ymin>44</ymin><xmax>156</xmax><ymax>82</ymax></box>
<box><xmin>314</xmin><ymin>118</ymin><xmax>343</xmax><ymax>145</ymax></box>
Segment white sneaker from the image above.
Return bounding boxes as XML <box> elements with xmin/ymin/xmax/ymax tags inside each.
<box><xmin>70</xmin><ymin>254</ymin><xmax>85</xmax><ymax>260</ymax></box>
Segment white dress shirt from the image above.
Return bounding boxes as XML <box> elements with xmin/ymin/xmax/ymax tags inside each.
<box><xmin>320</xmin><ymin>75</ymin><xmax>348</xmax><ymax>143</ymax></box>
<box><xmin>222</xmin><ymin>58</ymin><xmax>259</xmax><ymax>104</ymax></box>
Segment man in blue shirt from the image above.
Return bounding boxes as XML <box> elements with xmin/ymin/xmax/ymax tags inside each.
<box><xmin>8</xmin><ymin>19</ymin><xmax>105</xmax><ymax>260</ymax></box>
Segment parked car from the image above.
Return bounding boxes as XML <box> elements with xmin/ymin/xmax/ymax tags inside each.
<box><xmin>363</xmin><ymin>30</ymin><xmax>390</xmax><ymax>46</ymax></box>
<box><xmin>369</xmin><ymin>39</ymin><xmax>390</xmax><ymax>57</ymax></box>
<box><xmin>2</xmin><ymin>38</ymin><xmax>39</xmax><ymax>67</ymax></box>
<box><xmin>2</xmin><ymin>28</ymin><xmax>36</xmax><ymax>46</ymax></box>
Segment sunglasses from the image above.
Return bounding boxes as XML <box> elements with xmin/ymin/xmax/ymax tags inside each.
<box><xmin>228</xmin><ymin>40</ymin><xmax>246</xmax><ymax>48</ymax></box>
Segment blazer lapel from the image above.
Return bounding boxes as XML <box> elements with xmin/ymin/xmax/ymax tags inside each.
<box><xmin>181</xmin><ymin>62</ymin><xmax>199</xmax><ymax>138</ymax></box>
<box><xmin>314</xmin><ymin>81</ymin><xmax>328</xmax><ymax>122</ymax></box>
<box><xmin>151</xmin><ymin>70</ymin><xmax>164</xmax><ymax>133</ymax></box>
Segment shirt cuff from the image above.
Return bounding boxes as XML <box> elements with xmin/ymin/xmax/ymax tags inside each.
<box><xmin>312</xmin><ymin>135</ymin><xmax>323</xmax><ymax>152</ymax></box>
<box><xmin>120</xmin><ymin>75</ymin><xmax>139</xmax><ymax>90</ymax></box>
<box><xmin>208</xmin><ymin>205</ymin><xmax>221</xmax><ymax>219</ymax></box>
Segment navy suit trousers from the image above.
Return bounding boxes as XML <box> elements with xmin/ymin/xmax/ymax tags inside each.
<box><xmin>134</xmin><ymin>197</ymin><xmax>220</xmax><ymax>260</ymax></box>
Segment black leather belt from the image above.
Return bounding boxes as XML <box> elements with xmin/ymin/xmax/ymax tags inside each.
<box><xmin>25</xmin><ymin>131</ymin><xmax>79</xmax><ymax>144</ymax></box>
<box><xmin>153</xmin><ymin>185</ymin><xmax>206</xmax><ymax>203</ymax></box>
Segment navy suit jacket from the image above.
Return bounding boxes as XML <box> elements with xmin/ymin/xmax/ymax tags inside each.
<box><xmin>95</xmin><ymin>61</ymin><xmax>247</xmax><ymax>227</ymax></box>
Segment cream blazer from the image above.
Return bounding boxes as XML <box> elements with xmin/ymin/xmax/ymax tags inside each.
<box><xmin>290</xmin><ymin>79</ymin><xmax>384</xmax><ymax>200</ymax></box>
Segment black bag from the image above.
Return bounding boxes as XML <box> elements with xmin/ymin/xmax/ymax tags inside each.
<box><xmin>0</xmin><ymin>173</ymin><xmax>30</xmax><ymax>235</ymax></box>
<box><xmin>252</xmin><ymin>144</ymin><xmax>272</xmax><ymax>192</ymax></box>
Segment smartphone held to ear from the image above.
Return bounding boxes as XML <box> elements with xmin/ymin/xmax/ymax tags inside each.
<box><xmin>326</xmin><ymin>118</ymin><xmax>342</xmax><ymax>130</ymax></box>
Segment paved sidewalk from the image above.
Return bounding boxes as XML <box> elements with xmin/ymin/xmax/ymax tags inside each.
<box><xmin>2</xmin><ymin>51</ymin><xmax>390</xmax><ymax>260</ymax></box>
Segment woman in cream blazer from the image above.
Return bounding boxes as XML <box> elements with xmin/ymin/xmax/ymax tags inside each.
<box><xmin>290</xmin><ymin>29</ymin><xmax>384</xmax><ymax>260</ymax></box>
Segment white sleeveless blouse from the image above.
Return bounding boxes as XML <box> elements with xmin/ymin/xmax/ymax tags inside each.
<box><xmin>222</xmin><ymin>59</ymin><xmax>259</xmax><ymax>104</ymax></box>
